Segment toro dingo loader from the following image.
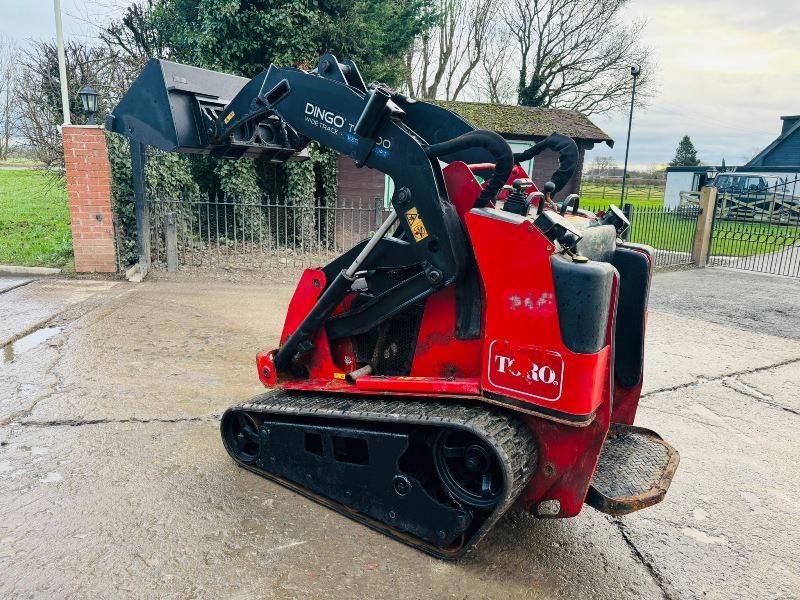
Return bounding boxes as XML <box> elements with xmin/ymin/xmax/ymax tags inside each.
<box><xmin>109</xmin><ymin>54</ymin><xmax>679</xmax><ymax>558</ymax></box>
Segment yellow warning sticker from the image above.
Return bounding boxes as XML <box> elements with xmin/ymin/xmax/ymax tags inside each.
<box><xmin>224</xmin><ymin>111</ymin><xmax>236</xmax><ymax>124</ymax></box>
<box><xmin>404</xmin><ymin>207</ymin><xmax>429</xmax><ymax>242</ymax></box>
<box><xmin>333</xmin><ymin>372</ymin><xmax>346</xmax><ymax>380</ymax></box>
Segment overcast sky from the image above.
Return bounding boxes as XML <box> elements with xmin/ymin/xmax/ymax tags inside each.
<box><xmin>2</xmin><ymin>0</ymin><xmax>798</xmax><ymax>167</ymax></box>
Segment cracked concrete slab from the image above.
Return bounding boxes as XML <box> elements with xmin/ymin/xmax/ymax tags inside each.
<box><xmin>0</xmin><ymin>279</ymin><xmax>119</xmax><ymax>347</ymax></box>
<box><xmin>1</xmin><ymin>268</ymin><xmax>799</xmax><ymax>598</ymax></box>
<box><xmin>631</xmin><ymin>378</ymin><xmax>800</xmax><ymax>600</ymax></box>
<box><xmin>736</xmin><ymin>363</ymin><xmax>800</xmax><ymax>415</ymax></box>
<box><xmin>0</xmin><ymin>277</ymin><xmax>32</xmax><ymax>294</ymax></box>
<box><xmin>642</xmin><ymin>312</ymin><xmax>800</xmax><ymax>395</ymax></box>
<box><xmin>0</xmin><ymin>421</ymin><xmax>663</xmax><ymax>599</ymax></box>
<box><xmin>19</xmin><ymin>280</ymin><xmax>294</xmax><ymax>424</ymax></box>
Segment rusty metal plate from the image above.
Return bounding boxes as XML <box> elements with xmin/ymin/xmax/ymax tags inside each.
<box><xmin>586</xmin><ymin>423</ymin><xmax>680</xmax><ymax>516</ymax></box>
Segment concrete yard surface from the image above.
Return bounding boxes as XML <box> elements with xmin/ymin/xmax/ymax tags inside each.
<box><xmin>1</xmin><ymin>268</ymin><xmax>799</xmax><ymax>598</ymax></box>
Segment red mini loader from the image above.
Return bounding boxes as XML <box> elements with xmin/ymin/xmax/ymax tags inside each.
<box><xmin>109</xmin><ymin>54</ymin><xmax>679</xmax><ymax>558</ymax></box>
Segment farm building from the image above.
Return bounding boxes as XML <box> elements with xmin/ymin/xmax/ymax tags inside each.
<box><xmin>336</xmin><ymin>101</ymin><xmax>614</xmax><ymax>208</ymax></box>
<box><xmin>664</xmin><ymin>115</ymin><xmax>800</xmax><ymax>208</ymax></box>
<box><xmin>747</xmin><ymin>115</ymin><xmax>800</xmax><ymax>167</ymax></box>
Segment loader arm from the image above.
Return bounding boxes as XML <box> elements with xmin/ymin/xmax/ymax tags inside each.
<box><xmin>108</xmin><ymin>54</ymin><xmax>511</xmax><ymax>374</ymax></box>
<box><xmin>217</xmin><ymin>57</ymin><xmax>462</xmax><ymax>285</ymax></box>
<box><xmin>221</xmin><ymin>58</ymin><xmax>474</xmax><ymax>372</ymax></box>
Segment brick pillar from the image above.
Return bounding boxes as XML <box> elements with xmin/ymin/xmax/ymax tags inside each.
<box><xmin>63</xmin><ymin>125</ymin><xmax>117</xmax><ymax>273</ymax></box>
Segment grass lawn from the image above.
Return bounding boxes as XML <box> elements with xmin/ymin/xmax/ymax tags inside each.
<box><xmin>578</xmin><ymin>182</ymin><xmax>799</xmax><ymax>258</ymax></box>
<box><xmin>623</xmin><ymin>208</ymin><xmax>800</xmax><ymax>257</ymax></box>
<box><xmin>0</xmin><ymin>169</ymin><xmax>73</xmax><ymax>267</ymax></box>
<box><xmin>626</xmin><ymin>211</ymin><xmax>696</xmax><ymax>253</ymax></box>
<box><xmin>580</xmin><ymin>182</ymin><xmax>665</xmax><ymax>210</ymax></box>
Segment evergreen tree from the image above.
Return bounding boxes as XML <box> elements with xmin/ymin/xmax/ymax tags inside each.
<box><xmin>669</xmin><ymin>135</ymin><xmax>701</xmax><ymax>167</ymax></box>
<box><xmin>148</xmin><ymin>0</ymin><xmax>433</xmax><ymax>85</ymax></box>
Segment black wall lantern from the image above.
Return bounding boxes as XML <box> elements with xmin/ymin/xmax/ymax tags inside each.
<box><xmin>78</xmin><ymin>85</ymin><xmax>99</xmax><ymax>125</ymax></box>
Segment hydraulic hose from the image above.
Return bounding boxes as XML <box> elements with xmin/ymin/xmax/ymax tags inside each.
<box><xmin>426</xmin><ymin>130</ymin><xmax>513</xmax><ymax>208</ymax></box>
<box><xmin>513</xmin><ymin>133</ymin><xmax>579</xmax><ymax>194</ymax></box>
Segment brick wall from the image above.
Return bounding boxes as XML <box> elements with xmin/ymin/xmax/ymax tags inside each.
<box><xmin>62</xmin><ymin>126</ymin><xmax>117</xmax><ymax>273</ymax></box>
<box><xmin>336</xmin><ymin>155</ymin><xmax>385</xmax><ymax>206</ymax></box>
<box><xmin>527</xmin><ymin>147</ymin><xmax>585</xmax><ymax>201</ymax></box>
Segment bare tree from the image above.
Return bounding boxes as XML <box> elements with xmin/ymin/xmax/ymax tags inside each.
<box><xmin>16</xmin><ymin>40</ymin><xmax>132</xmax><ymax>166</ymax></box>
<box><xmin>0</xmin><ymin>35</ymin><xmax>19</xmax><ymax>161</ymax></box>
<box><xmin>405</xmin><ymin>0</ymin><xmax>498</xmax><ymax>100</ymax></box>
<box><xmin>100</xmin><ymin>0</ymin><xmax>168</xmax><ymax>67</ymax></box>
<box><xmin>480</xmin><ymin>24</ymin><xmax>515</xmax><ymax>104</ymax></box>
<box><xmin>590</xmin><ymin>156</ymin><xmax>618</xmax><ymax>177</ymax></box>
<box><xmin>505</xmin><ymin>0</ymin><xmax>654</xmax><ymax>114</ymax></box>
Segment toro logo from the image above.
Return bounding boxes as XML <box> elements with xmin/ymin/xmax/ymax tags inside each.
<box><xmin>487</xmin><ymin>340</ymin><xmax>564</xmax><ymax>402</ymax></box>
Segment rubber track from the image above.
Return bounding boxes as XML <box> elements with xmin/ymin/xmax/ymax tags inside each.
<box><xmin>226</xmin><ymin>390</ymin><xmax>537</xmax><ymax>559</ymax></box>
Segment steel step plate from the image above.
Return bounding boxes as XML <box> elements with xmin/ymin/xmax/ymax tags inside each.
<box><xmin>586</xmin><ymin>424</ymin><xmax>679</xmax><ymax>516</ymax></box>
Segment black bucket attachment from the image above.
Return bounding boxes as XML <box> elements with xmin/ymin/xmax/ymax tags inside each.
<box><xmin>106</xmin><ymin>59</ymin><xmax>306</xmax><ymax>161</ymax></box>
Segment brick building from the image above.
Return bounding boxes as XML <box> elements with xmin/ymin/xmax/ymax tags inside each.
<box><xmin>336</xmin><ymin>101</ymin><xmax>613</xmax><ymax>208</ymax></box>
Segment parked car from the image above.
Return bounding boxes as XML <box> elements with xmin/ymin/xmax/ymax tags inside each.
<box><xmin>710</xmin><ymin>174</ymin><xmax>799</xmax><ymax>206</ymax></box>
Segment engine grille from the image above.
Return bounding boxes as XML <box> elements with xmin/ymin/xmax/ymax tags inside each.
<box><xmin>351</xmin><ymin>304</ymin><xmax>425</xmax><ymax>376</ymax></box>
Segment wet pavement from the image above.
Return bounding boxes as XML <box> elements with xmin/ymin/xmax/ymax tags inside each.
<box><xmin>1</xmin><ymin>269</ymin><xmax>799</xmax><ymax>598</ymax></box>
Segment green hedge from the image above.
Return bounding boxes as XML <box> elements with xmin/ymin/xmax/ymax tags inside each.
<box><xmin>106</xmin><ymin>132</ymin><xmax>338</xmax><ymax>266</ymax></box>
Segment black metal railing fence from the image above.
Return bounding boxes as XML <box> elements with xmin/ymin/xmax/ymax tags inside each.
<box><xmin>707</xmin><ymin>180</ymin><xmax>800</xmax><ymax>277</ymax></box>
<box><xmin>583</xmin><ymin>203</ymin><xmax>698</xmax><ymax>269</ymax></box>
<box><xmin>148</xmin><ymin>196</ymin><xmax>389</xmax><ymax>271</ymax></box>
<box><xmin>148</xmin><ymin>196</ymin><xmax>700</xmax><ymax>273</ymax></box>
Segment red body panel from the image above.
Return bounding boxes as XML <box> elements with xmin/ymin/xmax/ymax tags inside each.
<box><xmin>442</xmin><ymin>162</ymin><xmax>488</xmax><ymax>219</ymax></box>
<box><xmin>356</xmin><ymin>376</ymin><xmax>480</xmax><ymax>395</ymax></box>
<box><xmin>465</xmin><ymin>210</ymin><xmax>611</xmax><ymax>421</ymax></box>
<box><xmin>410</xmin><ymin>285</ymin><xmax>482</xmax><ymax>378</ymax></box>
<box><xmin>260</xmin><ymin>162</ymin><xmax>651</xmax><ymax>518</ymax></box>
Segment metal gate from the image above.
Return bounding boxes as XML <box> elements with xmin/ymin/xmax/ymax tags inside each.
<box><xmin>708</xmin><ymin>178</ymin><xmax>800</xmax><ymax>277</ymax></box>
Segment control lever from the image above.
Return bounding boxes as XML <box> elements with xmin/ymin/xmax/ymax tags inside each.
<box><xmin>559</xmin><ymin>194</ymin><xmax>580</xmax><ymax>216</ymax></box>
<box><xmin>533</xmin><ymin>210</ymin><xmax>583</xmax><ymax>252</ymax></box>
<box><xmin>503</xmin><ymin>178</ymin><xmax>532</xmax><ymax>216</ymax></box>
<box><xmin>543</xmin><ymin>181</ymin><xmax>556</xmax><ymax>202</ymax></box>
<box><xmin>599</xmin><ymin>204</ymin><xmax>630</xmax><ymax>237</ymax></box>
<box><xmin>528</xmin><ymin>192</ymin><xmax>545</xmax><ymax>215</ymax></box>
<box><xmin>537</xmin><ymin>181</ymin><xmax>557</xmax><ymax>216</ymax></box>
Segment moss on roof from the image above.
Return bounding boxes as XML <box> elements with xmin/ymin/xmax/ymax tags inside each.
<box><xmin>432</xmin><ymin>100</ymin><xmax>613</xmax><ymax>146</ymax></box>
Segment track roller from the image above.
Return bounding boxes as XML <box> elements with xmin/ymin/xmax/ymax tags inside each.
<box><xmin>220</xmin><ymin>391</ymin><xmax>537</xmax><ymax>558</ymax></box>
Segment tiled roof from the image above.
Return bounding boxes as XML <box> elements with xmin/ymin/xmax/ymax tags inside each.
<box><xmin>432</xmin><ymin>100</ymin><xmax>613</xmax><ymax>146</ymax></box>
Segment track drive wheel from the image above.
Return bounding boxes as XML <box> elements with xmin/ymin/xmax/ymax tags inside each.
<box><xmin>221</xmin><ymin>411</ymin><xmax>261</xmax><ymax>464</ymax></box>
<box><xmin>434</xmin><ymin>428</ymin><xmax>505</xmax><ymax>508</ymax></box>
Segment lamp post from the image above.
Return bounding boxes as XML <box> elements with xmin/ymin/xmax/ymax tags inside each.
<box><xmin>54</xmin><ymin>0</ymin><xmax>70</xmax><ymax>125</ymax></box>
<box><xmin>620</xmin><ymin>65</ymin><xmax>640</xmax><ymax>208</ymax></box>
<box><xmin>78</xmin><ymin>85</ymin><xmax>99</xmax><ymax>125</ymax></box>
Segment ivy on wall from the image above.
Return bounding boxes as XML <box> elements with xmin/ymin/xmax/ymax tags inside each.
<box><xmin>106</xmin><ymin>132</ymin><xmax>199</xmax><ymax>265</ymax></box>
<box><xmin>107</xmin><ymin>131</ymin><xmax>340</xmax><ymax>266</ymax></box>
